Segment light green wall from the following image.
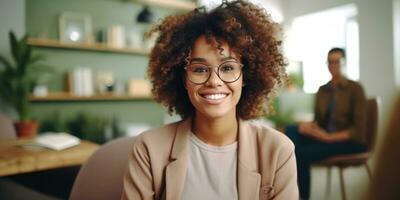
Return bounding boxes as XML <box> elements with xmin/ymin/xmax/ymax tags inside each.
<box><xmin>25</xmin><ymin>0</ymin><xmax>183</xmax><ymax>132</ymax></box>
<box><xmin>0</xmin><ymin>0</ymin><xmax>25</xmax><ymax>118</ymax></box>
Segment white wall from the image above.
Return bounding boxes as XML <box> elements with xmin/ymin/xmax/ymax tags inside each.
<box><xmin>394</xmin><ymin>0</ymin><xmax>400</xmax><ymax>87</ymax></box>
<box><xmin>0</xmin><ymin>0</ymin><xmax>25</xmax><ymax>116</ymax></box>
<box><xmin>0</xmin><ymin>0</ymin><xmax>25</xmax><ymax>57</ymax></box>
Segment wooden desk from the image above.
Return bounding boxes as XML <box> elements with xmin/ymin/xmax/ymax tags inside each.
<box><xmin>0</xmin><ymin>139</ymin><xmax>99</xmax><ymax>176</ymax></box>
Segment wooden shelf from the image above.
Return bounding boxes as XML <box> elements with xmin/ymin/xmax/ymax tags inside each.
<box><xmin>27</xmin><ymin>38</ymin><xmax>150</xmax><ymax>55</ymax></box>
<box><xmin>137</xmin><ymin>0</ymin><xmax>196</xmax><ymax>10</ymax></box>
<box><xmin>29</xmin><ymin>92</ymin><xmax>153</xmax><ymax>102</ymax></box>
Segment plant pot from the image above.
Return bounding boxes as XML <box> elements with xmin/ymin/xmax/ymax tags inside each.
<box><xmin>14</xmin><ymin>120</ymin><xmax>39</xmax><ymax>138</ymax></box>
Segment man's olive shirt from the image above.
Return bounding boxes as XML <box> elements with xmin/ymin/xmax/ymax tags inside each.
<box><xmin>314</xmin><ymin>77</ymin><xmax>367</xmax><ymax>145</ymax></box>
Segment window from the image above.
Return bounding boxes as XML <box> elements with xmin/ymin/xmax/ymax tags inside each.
<box><xmin>284</xmin><ymin>4</ymin><xmax>359</xmax><ymax>93</ymax></box>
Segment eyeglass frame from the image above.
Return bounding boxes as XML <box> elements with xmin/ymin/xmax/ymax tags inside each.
<box><xmin>326</xmin><ymin>57</ymin><xmax>346</xmax><ymax>65</ymax></box>
<box><xmin>184</xmin><ymin>60</ymin><xmax>244</xmax><ymax>85</ymax></box>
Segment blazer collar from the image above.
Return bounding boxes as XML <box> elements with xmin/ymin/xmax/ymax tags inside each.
<box><xmin>165</xmin><ymin>117</ymin><xmax>191</xmax><ymax>200</ymax></box>
<box><xmin>165</xmin><ymin>117</ymin><xmax>261</xmax><ymax>200</ymax></box>
<box><xmin>328</xmin><ymin>76</ymin><xmax>349</xmax><ymax>89</ymax></box>
<box><xmin>237</xmin><ymin>118</ymin><xmax>262</xmax><ymax>200</ymax></box>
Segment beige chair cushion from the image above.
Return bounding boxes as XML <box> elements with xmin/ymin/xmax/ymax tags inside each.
<box><xmin>69</xmin><ymin>136</ymin><xmax>135</xmax><ymax>200</ymax></box>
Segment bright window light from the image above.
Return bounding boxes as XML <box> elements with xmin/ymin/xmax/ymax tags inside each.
<box><xmin>284</xmin><ymin>4</ymin><xmax>358</xmax><ymax>93</ymax></box>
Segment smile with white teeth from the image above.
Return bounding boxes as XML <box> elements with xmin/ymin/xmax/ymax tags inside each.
<box><xmin>201</xmin><ymin>93</ymin><xmax>227</xmax><ymax>100</ymax></box>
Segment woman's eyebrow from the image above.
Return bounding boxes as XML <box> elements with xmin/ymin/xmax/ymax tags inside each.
<box><xmin>189</xmin><ymin>56</ymin><xmax>237</xmax><ymax>63</ymax></box>
<box><xmin>189</xmin><ymin>57</ymin><xmax>207</xmax><ymax>63</ymax></box>
<box><xmin>221</xmin><ymin>56</ymin><xmax>237</xmax><ymax>61</ymax></box>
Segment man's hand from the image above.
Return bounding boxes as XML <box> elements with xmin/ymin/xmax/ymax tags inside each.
<box><xmin>299</xmin><ymin>122</ymin><xmax>332</xmax><ymax>142</ymax></box>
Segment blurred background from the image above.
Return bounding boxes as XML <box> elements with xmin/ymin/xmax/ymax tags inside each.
<box><xmin>0</xmin><ymin>0</ymin><xmax>399</xmax><ymax>199</ymax></box>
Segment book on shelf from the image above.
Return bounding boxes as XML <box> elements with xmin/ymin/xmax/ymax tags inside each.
<box><xmin>67</xmin><ymin>67</ymin><xmax>94</xmax><ymax>96</ymax></box>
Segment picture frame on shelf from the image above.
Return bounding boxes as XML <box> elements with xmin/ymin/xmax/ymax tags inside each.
<box><xmin>59</xmin><ymin>12</ymin><xmax>92</xmax><ymax>44</ymax></box>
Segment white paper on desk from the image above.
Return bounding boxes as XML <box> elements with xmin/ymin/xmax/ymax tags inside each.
<box><xmin>36</xmin><ymin>132</ymin><xmax>80</xmax><ymax>151</ymax></box>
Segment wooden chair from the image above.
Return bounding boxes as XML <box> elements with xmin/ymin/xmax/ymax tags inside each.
<box><xmin>313</xmin><ymin>98</ymin><xmax>379</xmax><ymax>200</ymax></box>
<box><xmin>0</xmin><ymin>113</ymin><xmax>17</xmax><ymax>140</ymax></box>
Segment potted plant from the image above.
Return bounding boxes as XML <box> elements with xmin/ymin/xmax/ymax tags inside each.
<box><xmin>0</xmin><ymin>31</ymin><xmax>48</xmax><ymax>138</ymax></box>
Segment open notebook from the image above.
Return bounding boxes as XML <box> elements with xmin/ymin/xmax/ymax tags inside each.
<box><xmin>29</xmin><ymin>132</ymin><xmax>81</xmax><ymax>151</ymax></box>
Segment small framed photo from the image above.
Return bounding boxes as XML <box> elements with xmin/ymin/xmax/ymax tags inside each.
<box><xmin>59</xmin><ymin>12</ymin><xmax>92</xmax><ymax>43</ymax></box>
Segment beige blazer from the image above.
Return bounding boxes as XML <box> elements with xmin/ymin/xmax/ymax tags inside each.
<box><xmin>122</xmin><ymin>118</ymin><xmax>298</xmax><ymax>200</ymax></box>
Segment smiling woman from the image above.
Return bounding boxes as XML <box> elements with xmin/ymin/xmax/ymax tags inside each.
<box><xmin>121</xmin><ymin>1</ymin><xmax>298</xmax><ymax>200</ymax></box>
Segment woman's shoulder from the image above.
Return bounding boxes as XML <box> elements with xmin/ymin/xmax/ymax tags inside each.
<box><xmin>133</xmin><ymin>120</ymin><xmax>182</xmax><ymax>148</ymax></box>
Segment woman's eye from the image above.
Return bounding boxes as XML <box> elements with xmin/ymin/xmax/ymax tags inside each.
<box><xmin>192</xmin><ymin>66</ymin><xmax>209</xmax><ymax>73</ymax></box>
<box><xmin>221</xmin><ymin>65</ymin><xmax>234</xmax><ymax>72</ymax></box>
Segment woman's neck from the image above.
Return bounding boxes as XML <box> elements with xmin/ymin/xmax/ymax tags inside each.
<box><xmin>192</xmin><ymin>113</ymin><xmax>238</xmax><ymax>146</ymax></box>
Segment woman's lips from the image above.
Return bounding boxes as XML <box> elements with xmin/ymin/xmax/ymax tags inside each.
<box><xmin>199</xmin><ymin>93</ymin><xmax>229</xmax><ymax>104</ymax></box>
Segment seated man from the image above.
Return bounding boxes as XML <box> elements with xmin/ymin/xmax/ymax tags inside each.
<box><xmin>286</xmin><ymin>47</ymin><xmax>367</xmax><ymax>200</ymax></box>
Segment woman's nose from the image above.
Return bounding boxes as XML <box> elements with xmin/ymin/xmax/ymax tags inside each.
<box><xmin>205</xmin><ymin>69</ymin><xmax>223</xmax><ymax>87</ymax></box>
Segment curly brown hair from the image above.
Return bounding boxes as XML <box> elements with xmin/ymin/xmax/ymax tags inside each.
<box><xmin>147</xmin><ymin>0</ymin><xmax>286</xmax><ymax>120</ymax></box>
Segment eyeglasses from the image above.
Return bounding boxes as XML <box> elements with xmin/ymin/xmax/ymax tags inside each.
<box><xmin>184</xmin><ymin>60</ymin><xmax>244</xmax><ymax>84</ymax></box>
<box><xmin>327</xmin><ymin>58</ymin><xmax>345</xmax><ymax>65</ymax></box>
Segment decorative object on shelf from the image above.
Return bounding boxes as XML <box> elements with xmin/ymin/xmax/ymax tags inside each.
<box><xmin>95</xmin><ymin>28</ymin><xmax>107</xmax><ymax>44</ymax></box>
<box><xmin>33</xmin><ymin>85</ymin><xmax>48</xmax><ymax>97</ymax></box>
<box><xmin>0</xmin><ymin>31</ymin><xmax>49</xmax><ymax>138</ymax></box>
<box><xmin>137</xmin><ymin>5</ymin><xmax>154</xmax><ymax>23</ymax></box>
<box><xmin>107</xmin><ymin>25</ymin><xmax>126</xmax><ymax>48</ymax></box>
<box><xmin>59</xmin><ymin>12</ymin><xmax>92</xmax><ymax>44</ymax></box>
<box><xmin>128</xmin><ymin>79</ymin><xmax>151</xmax><ymax>97</ymax></box>
<box><xmin>96</xmin><ymin>71</ymin><xmax>114</xmax><ymax>94</ymax></box>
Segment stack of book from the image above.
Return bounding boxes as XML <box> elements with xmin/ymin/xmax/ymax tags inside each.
<box><xmin>68</xmin><ymin>67</ymin><xmax>94</xmax><ymax>96</ymax></box>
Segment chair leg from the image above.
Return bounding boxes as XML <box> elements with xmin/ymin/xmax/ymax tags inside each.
<box><xmin>365</xmin><ymin>162</ymin><xmax>372</xmax><ymax>179</ymax></box>
<box><xmin>339</xmin><ymin>167</ymin><xmax>347</xmax><ymax>200</ymax></box>
<box><xmin>326</xmin><ymin>166</ymin><xmax>332</xmax><ymax>196</ymax></box>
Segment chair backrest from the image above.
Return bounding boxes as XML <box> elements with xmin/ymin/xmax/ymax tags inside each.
<box><xmin>0</xmin><ymin>113</ymin><xmax>17</xmax><ymax>140</ymax></box>
<box><xmin>69</xmin><ymin>136</ymin><xmax>135</xmax><ymax>200</ymax></box>
<box><xmin>365</xmin><ymin>98</ymin><xmax>379</xmax><ymax>152</ymax></box>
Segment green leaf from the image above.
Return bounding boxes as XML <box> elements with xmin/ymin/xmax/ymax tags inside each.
<box><xmin>19</xmin><ymin>46</ymin><xmax>32</xmax><ymax>75</ymax></box>
<box><xmin>9</xmin><ymin>31</ymin><xmax>19</xmax><ymax>62</ymax></box>
<box><xmin>0</xmin><ymin>55</ymin><xmax>13</xmax><ymax>70</ymax></box>
<box><xmin>28</xmin><ymin>54</ymin><xmax>46</xmax><ymax>65</ymax></box>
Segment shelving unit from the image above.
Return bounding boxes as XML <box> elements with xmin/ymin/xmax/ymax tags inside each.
<box><xmin>136</xmin><ymin>0</ymin><xmax>197</xmax><ymax>10</ymax></box>
<box><xmin>27</xmin><ymin>38</ymin><xmax>150</xmax><ymax>55</ymax></box>
<box><xmin>29</xmin><ymin>92</ymin><xmax>153</xmax><ymax>102</ymax></box>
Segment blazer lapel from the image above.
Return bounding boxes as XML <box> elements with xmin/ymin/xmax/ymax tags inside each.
<box><xmin>165</xmin><ymin>118</ymin><xmax>191</xmax><ymax>200</ymax></box>
<box><xmin>237</xmin><ymin>119</ymin><xmax>262</xmax><ymax>200</ymax></box>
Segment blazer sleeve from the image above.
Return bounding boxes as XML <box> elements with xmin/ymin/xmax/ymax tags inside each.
<box><xmin>271</xmin><ymin>140</ymin><xmax>299</xmax><ymax>200</ymax></box>
<box><xmin>121</xmin><ymin>137</ymin><xmax>155</xmax><ymax>200</ymax></box>
<box><xmin>349</xmin><ymin>83</ymin><xmax>367</xmax><ymax>144</ymax></box>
